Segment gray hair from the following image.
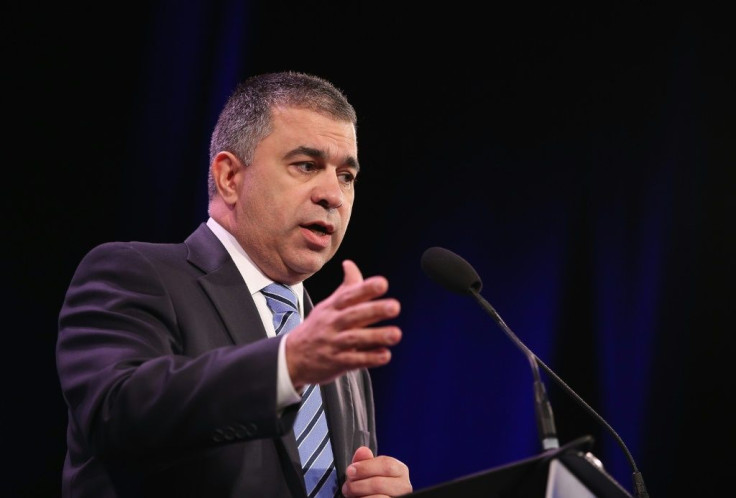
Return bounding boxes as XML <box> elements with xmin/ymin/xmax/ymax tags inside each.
<box><xmin>208</xmin><ymin>71</ymin><xmax>357</xmax><ymax>199</ymax></box>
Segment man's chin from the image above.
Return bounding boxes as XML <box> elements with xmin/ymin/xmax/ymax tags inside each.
<box><xmin>285</xmin><ymin>252</ymin><xmax>332</xmax><ymax>281</ymax></box>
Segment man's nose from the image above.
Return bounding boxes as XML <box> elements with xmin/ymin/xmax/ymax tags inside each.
<box><xmin>311</xmin><ymin>172</ymin><xmax>345</xmax><ymax>210</ymax></box>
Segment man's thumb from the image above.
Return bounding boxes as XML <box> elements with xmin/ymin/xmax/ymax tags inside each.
<box><xmin>351</xmin><ymin>445</ymin><xmax>374</xmax><ymax>463</ymax></box>
<box><xmin>341</xmin><ymin>259</ymin><xmax>364</xmax><ymax>286</ymax></box>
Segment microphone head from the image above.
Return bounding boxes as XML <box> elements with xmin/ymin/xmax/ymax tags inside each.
<box><xmin>420</xmin><ymin>246</ymin><xmax>483</xmax><ymax>295</ymax></box>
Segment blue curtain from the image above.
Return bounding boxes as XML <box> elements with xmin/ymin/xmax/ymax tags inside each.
<box><xmin>10</xmin><ymin>2</ymin><xmax>732</xmax><ymax>496</ymax></box>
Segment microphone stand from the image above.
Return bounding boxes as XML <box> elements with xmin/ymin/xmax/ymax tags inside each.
<box><xmin>470</xmin><ymin>287</ymin><xmax>560</xmax><ymax>450</ymax></box>
<box><xmin>470</xmin><ymin>288</ymin><xmax>649</xmax><ymax>498</ymax></box>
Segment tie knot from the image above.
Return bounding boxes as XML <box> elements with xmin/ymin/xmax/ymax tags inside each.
<box><xmin>262</xmin><ymin>282</ymin><xmax>298</xmax><ymax>315</ymax></box>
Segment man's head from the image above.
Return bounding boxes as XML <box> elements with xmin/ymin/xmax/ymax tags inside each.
<box><xmin>208</xmin><ymin>72</ymin><xmax>359</xmax><ymax>284</ymax></box>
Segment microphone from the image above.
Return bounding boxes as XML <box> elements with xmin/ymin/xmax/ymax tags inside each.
<box><xmin>420</xmin><ymin>246</ymin><xmax>649</xmax><ymax>498</ymax></box>
<box><xmin>421</xmin><ymin>246</ymin><xmax>559</xmax><ymax>451</ymax></box>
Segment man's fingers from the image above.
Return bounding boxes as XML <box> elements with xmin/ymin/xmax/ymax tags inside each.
<box><xmin>341</xmin><ymin>259</ymin><xmax>364</xmax><ymax>286</ymax></box>
<box><xmin>334</xmin><ymin>326</ymin><xmax>402</xmax><ymax>352</ymax></box>
<box><xmin>289</xmin><ymin>260</ymin><xmax>403</xmax><ymax>386</ymax></box>
<box><xmin>351</xmin><ymin>446</ymin><xmax>374</xmax><ymax>464</ymax></box>
<box><xmin>331</xmin><ymin>327</ymin><xmax>403</xmax><ymax>369</ymax></box>
<box><xmin>337</xmin><ymin>348</ymin><xmax>393</xmax><ymax>369</ymax></box>
<box><xmin>348</xmin><ymin>456</ymin><xmax>409</xmax><ymax>479</ymax></box>
<box><xmin>343</xmin><ymin>455</ymin><xmax>413</xmax><ymax>497</ymax></box>
<box><xmin>334</xmin><ymin>260</ymin><xmax>392</xmax><ymax>310</ymax></box>
<box><xmin>332</xmin><ymin>298</ymin><xmax>400</xmax><ymax>330</ymax></box>
<box><xmin>332</xmin><ymin>275</ymin><xmax>390</xmax><ymax>310</ymax></box>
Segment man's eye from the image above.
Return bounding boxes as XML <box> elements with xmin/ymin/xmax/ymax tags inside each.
<box><xmin>338</xmin><ymin>172</ymin><xmax>356</xmax><ymax>185</ymax></box>
<box><xmin>296</xmin><ymin>162</ymin><xmax>316</xmax><ymax>172</ymax></box>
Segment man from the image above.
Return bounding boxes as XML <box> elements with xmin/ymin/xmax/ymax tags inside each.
<box><xmin>57</xmin><ymin>71</ymin><xmax>412</xmax><ymax>497</ymax></box>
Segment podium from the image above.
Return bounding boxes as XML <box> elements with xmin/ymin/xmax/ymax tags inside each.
<box><xmin>403</xmin><ymin>436</ymin><xmax>633</xmax><ymax>498</ymax></box>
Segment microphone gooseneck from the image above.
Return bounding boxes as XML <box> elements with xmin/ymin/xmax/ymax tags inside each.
<box><xmin>420</xmin><ymin>246</ymin><xmax>649</xmax><ymax>498</ymax></box>
<box><xmin>421</xmin><ymin>246</ymin><xmax>559</xmax><ymax>451</ymax></box>
<box><xmin>470</xmin><ymin>289</ymin><xmax>560</xmax><ymax>451</ymax></box>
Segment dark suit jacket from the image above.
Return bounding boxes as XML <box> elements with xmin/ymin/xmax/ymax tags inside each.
<box><xmin>56</xmin><ymin>223</ymin><xmax>377</xmax><ymax>497</ymax></box>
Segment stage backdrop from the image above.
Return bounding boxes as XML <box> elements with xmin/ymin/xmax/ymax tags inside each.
<box><xmin>7</xmin><ymin>2</ymin><xmax>734</xmax><ymax>497</ymax></box>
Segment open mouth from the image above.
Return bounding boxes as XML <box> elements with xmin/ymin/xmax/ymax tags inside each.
<box><xmin>303</xmin><ymin>223</ymin><xmax>331</xmax><ymax>235</ymax></box>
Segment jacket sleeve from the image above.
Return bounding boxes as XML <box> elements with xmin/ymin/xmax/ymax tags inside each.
<box><xmin>56</xmin><ymin>242</ymin><xmax>295</xmax><ymax>462</ymax></box>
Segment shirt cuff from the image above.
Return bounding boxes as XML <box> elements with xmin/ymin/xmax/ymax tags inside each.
<box><xmin>276</xmin><ymin>333</ymin><xmax>302</xmax><ymax>410</ymax></box>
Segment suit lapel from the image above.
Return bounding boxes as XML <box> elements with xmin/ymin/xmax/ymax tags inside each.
<box><xmin>185</xmin><ymin>223</ymin><xmax>310</xmax><ymax>493</ymax></box>
<box><xmin>185</xmin><ymin>224</ymin><xmax>354</xmax><ymax>492</ymax></box>
<box><xmin>322</xmin><ymin>381</ymin><xmax>351</xmax><ymax>479</ymax></box>
<box><xmin>185</xmin><ymin>223</ymin><xmax>267</xmax><ymax>345</ymax></box>
<box><xmin>199</xmin><ymin>274</ymin><xmax>265</xmax><ymax>345</ymax></box>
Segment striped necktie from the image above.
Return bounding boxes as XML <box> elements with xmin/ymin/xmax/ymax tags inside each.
<box><xmin>261</xmin><ymin>283</ymin><xmax>339</xmax><ymax>498</ymax></box>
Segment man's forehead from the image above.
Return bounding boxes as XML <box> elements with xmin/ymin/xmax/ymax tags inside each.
<box><xmin>269</xmin><ymin>108</ymin><xmax>358</xmax><ymax>167</ymax></box>
<box><xmin>271</xmin><ymin>106</ymin><xmax>353</xmax><ymax>128</ymax></box>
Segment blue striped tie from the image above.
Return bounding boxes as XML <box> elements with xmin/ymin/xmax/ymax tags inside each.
<box><xmin>262</xmin><ymin>283</ymin><xmax>339</xmax><ymax>498</ymax></box>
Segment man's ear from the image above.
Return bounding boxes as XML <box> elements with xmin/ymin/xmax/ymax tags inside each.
<box><xmin>210</xmin><ymin>151</ymin><xmax>243</xmax><ymax>205</ymax></box>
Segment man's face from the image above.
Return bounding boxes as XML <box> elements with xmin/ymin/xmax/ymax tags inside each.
<box><xmin>233</xmin><ymin>106</ymin><xmax>359</xmax><ymax>284</ymax></box>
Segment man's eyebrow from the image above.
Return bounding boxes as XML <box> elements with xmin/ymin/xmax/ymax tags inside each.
<box><xmin>284</xmin><ymin>146</ymin><xmax>360</xmax><ymax>172</ymax></box>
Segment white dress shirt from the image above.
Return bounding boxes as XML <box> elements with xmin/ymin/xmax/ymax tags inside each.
<box><xmin>206</xmin><ymin>217</ymin><xmax>302</xmax><ymax>409</ymax></box>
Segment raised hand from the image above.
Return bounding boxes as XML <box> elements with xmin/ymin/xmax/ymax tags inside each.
<box><xmin>284</xmin><ymin>259</ymin><xmax>402</xmax><ymax>389</ymax></box>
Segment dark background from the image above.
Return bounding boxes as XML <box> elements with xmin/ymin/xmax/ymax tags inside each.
<box><xmin>6</xmin><ymin>2</ymin><xmax>734</xmax><ymax>496</ymax></box>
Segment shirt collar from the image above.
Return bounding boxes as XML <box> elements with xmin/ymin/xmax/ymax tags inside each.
<box><xmin>206</xmin><ymin>217</ymin><xmax>304</xmax><ymax>309</ymax></box>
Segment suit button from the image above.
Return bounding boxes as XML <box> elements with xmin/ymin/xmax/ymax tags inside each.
<box><xmin>234</xmin><ymin>423</ymin><xmax>258</xmax><ymax>438</ymax></box>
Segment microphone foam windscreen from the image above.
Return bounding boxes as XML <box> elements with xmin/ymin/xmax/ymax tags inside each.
<box><xmin>420</xmin><ymin>247</ymin><xmax>483</xmax><ymax>295</ymax></box>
